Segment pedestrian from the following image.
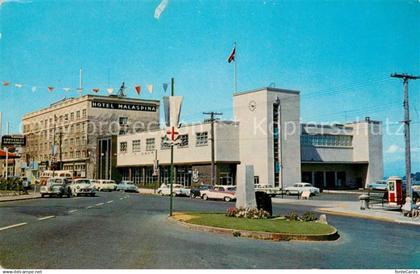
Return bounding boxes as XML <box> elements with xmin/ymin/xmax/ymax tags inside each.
<box><xmin>22</xmin><ymin>177</ymin><xmax>29</xmax><ymax>194</ymax></box>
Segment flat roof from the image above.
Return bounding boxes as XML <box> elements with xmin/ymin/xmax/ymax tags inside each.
<box><xmin>233</xmin><ymin>87</ymin><xmax>300</xmax><ymax>96</ymax></box>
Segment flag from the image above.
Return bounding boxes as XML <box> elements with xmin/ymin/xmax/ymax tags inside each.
<box><xmin>147</xmin><ymin>84</ymin><xmax>153</xmax><ymax>93</ymax></box>
<box><xmin>135</xmin><ymin>85</ymin><xmax>141</xmax><ymax>95</ymax></box>
<box><xmin>2</xmin><ymin>82</ymin><xmax>10</xmax><ymax>86</ymax></box>
<box><xmin>107</xmin><ymin>88</ymin><xmax>113</xmax><ymax>95</ymax></box>
<box><xmin>14</xmin><ymin>83</ymin><xmax>23</xmax><ymax>88</ymax></box>
<box><xmin>92</xmin><ymin>88</ymin><xmax>100</xmax><ymax>93</ymax></box>
<box><xmin>228</xmin><ymin>46</ymin><xmax>236</xmax><ymax>63</ymax></box>
<box><xmin>163</xmin><ymin>83</ymin><xmax>168</xmax><ymax>92</ymax></box>
<box><xmin>48</xmin><ymin>87</ymin><xmax>54</xmax><ymax>92</ymax></box>
<box><xmin>154</xmin><ymin>0</ymin><xmax>169</xmax><ymax>20</ymax></box>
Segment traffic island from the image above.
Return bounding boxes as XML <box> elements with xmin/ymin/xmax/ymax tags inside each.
<box><xmin>170</xmin><ymin>212</ymin><xmax>339</xmax><ymax>241</ymax></box>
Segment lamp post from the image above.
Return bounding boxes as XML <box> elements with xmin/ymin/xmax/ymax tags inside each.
<box><xmin>169</xmin><ymin>78</ymin><xmax>175</xmax><ymax>216</ymax></box>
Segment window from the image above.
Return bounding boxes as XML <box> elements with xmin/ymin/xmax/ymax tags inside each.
<box><xmin>196</xmin><ymin>132</ymin><xmax>208</xmax><ymax>146</ymax></box>
<box><xmin>70</xmin><ymin>112</ymin><xmax>74</xmax><ymax>121</ymax></box>
<box><xmin>132</xmin><ymin>140</ymin><xmax>141</xmax><ymax>152</ymax></box>
<box><xmin>161</xmin><ymin>137</ymin><xmax>171</xmax><ymax>150</ymax></box>
<box><xmin>70</xmin><ymin>138</ymin><xmax>74</xmax><ymax>146</ymax></box>
<box><xmin>300</xmin><ymin>134</ymin><xmax>353</xmax><ymax>147</ymax></box>
<box><xmin>178</xmin><ymin>134</ymin><xmax>189</xmax><ymax>148</ymax></box>
<box><xmin>76</xmin><ymin>137</ymin><xmax>80</xmax><ymax>146</ymax></box>
<box><xmin>75</xmin><ymin>150</ymin><xmax>80</xmax><ymax>158</ymax></box>
<box><xmin>120</xmin><ymin>142</ymin><xmax>128</xmax><ymax>153</ymax></box>
<box><xmin>64</xmin><ymin>114</ymin><xmax>68</xmax><ymax>122</ymax></box>
<box><xmin>146</xmin><ymin>138</ymin><xmax>155</xmax><ymax>151</ymax></box>
<box><xmin>119</xmin><ymin>117</ymin><xmax>128</xmax><ymax>125</ymax></box>
<box><xmin>82</xmin><ymin>109</ymin><xmax>86</xmax><ymax>118</ymax></box>
<box><xmin>76</xmin><ymin>111</ymin><xmax>80</xmax><ymax>119</ymax></box>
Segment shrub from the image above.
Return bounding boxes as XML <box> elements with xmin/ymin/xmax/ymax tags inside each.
<box><xmin>285</xmin><ymin>211</ymin><xmax>300</xmax><ymax>221</ymax></box>
<box><xmin>226</xmin><ymin>207</ymin><xmax>238</xmax><ymax>217</ymax></box>
<box><xmin>232</xmin><ymin>231</ymin><xmax>241</xmax><ymax>237</ymax></box>
<box><xmin>302</xmin><ymin>211</ymin><xmax>318</xmax><ymax>222</ymax></box>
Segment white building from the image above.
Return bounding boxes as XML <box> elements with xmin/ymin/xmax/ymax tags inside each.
<box><xmin>114</xmin><ymin>87</ymin><xmax>383</xmax><ymax>189</ymax></box>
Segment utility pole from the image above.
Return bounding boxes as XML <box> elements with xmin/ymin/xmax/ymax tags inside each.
<box><xmin>203</xmin><ymin>111</ymin><xmax>223</xmax><ymax>185</ymax></box>
<box><xmin>391</xmin><ymin>73</ymin><xmax>419</xmax><ymax>200</ymax></box>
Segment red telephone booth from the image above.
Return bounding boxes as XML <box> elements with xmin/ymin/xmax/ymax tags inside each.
<box><xmin>387</xmin><ymin>176</ymin><xmax>403</xmax><ymax>206</ymax></box>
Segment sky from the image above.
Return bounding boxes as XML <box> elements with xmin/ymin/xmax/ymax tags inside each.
<box><xmin>0</xmin><ymin>0</ymin><xmax>419</xmax><ymax>177</ymax></box>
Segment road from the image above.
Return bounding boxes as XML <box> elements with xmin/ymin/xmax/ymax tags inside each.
<box><xmin>0</xmin><ymin>192</ymin><xmax>419</xmax><ymax>269</ymax></box>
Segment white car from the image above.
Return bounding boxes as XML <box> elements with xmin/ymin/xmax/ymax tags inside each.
<box><xmin>284</xmin><ymin>182</ymin><xmax>320</xmax><ymax>196</ymax></box>
<box><xmin>201</xmin><ymin>185</ymin><xmax>236</xmax><ymax>202</ymax></box>
<box><xmin>157</xmin><ymin>183</ymin><xmax>190</xmax><ymax>196</ymax></box>
<box><xmin>92</xmin><ymin>179</ymin><xmax>117</xmax><ymax>191</ymax></box>
<box><xmin>70</xmin><ymin>179</ymin><xmax>96</xmax><ymax>197</ymax></box>
<box><xmin>116</xmin><ymin>181</ymin><xmax>139</xmax><ymax>192</ymax></box>
<box><xmin>40</xmin><ymin>177</ymin><xmax>72</xmax><ymax>198</ymax></box>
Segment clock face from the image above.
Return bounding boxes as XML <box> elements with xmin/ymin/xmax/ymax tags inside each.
<box><xmin>249</xmin><ymin>100</ymin><xmax>257</xmax><ymax>111</ymax></box>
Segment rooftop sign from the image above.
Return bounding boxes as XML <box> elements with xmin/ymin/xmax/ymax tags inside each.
<box><xmin>91</xmin><ymin>100</ymin><xmax>157</xmax><ymax>112</ymax></box>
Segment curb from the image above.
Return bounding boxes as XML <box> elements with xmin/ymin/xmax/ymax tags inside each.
<box><xmin>0</xmin><ymin>196</ymin><xmax>41</xmax><ymax>203</ymax></box>
<box><xmin>169</xmin><ymin>213</ymin><xmax>340</xmax><ymax>242</ymax></box>
<box><xmin>316</xmin><ymin>208</ymin><xmax>420</xmax><ymax>226</ymax></box>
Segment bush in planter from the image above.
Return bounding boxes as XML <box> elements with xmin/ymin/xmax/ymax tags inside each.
<box><xmin>226</xmin><ymin>207</ymin><xmax>238</xmax><ymax>217</ymax></box>
<box><xmin>227</xmin><ymin>207</ymin><xmax>270</xmax><ymax>219</ymax></box>
<box><xmin>285</xmin><ymin>211</ymin><xmax>300</xmax><ymax>221</ymax></box>
<box><xmin>302</xmin><ymin>211</ymin><xmax>317</xmax><ymax>222</ymax></box>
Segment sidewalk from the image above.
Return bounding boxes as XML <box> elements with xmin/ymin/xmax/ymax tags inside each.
<box><xmin>0</xmin><ymin>192</ymin><xmax>41</xmax><ymax>203</ymax></box>
<box><xmin>272</xmin><ymin>197</ymin><xmax>420</xmax><ymax>226</ymax></box>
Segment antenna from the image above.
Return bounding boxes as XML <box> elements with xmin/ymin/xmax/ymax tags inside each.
<box><xmin>77</xmin><ymin>66</ymin><xmax>83</xmax><ymax>97</ymax></box>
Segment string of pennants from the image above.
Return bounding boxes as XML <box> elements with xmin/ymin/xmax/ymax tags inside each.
<box><xmin>1</xmin><ymin>81</ymin><xmax>170</xmax><ymax>95</ymax></box>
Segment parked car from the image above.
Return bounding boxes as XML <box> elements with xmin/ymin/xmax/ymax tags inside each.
<box><xmin>200</xmin><ymin>185</ymin><xmax>236</xmax><ymax>202</ymax></box>
<box><xmin>157</xmin><ymin>183</ymin><xmax>190</xmax><ymax>196</ymax></box>
<box><xmin>116</xmin><ymin>180</ymin><xmax>139</xmax><ymax>193</ymax></box>
<box><xmin>190</xmin><ymin>184</ymin><xmax>212</xmax><ymax>198</ymax></box>
<box><xmin>367</xmin><ymin>180</ymin><xmax>387</xmax><ymax>191</ymax></box>
<box><xmin>92</xmin><ymin>179</ymin><xmax>117</xmax><ymax>191</ymax></box>
<box><xmin>40</xmin><ymin>177</ymin><xmax>72</xmax><ymax>198</ymax></box>
<box><xmin>284</xmin><ymin>182</ymin><xmax>320</xmax><ymax>196</ymax></box>
<box><xmin>70</xmin><ymin>179</ymin><xmax>96</xmax><ymax>197</ymax></box>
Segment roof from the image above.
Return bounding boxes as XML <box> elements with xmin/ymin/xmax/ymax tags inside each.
<box><xmin>233</xmin><ymin>87</ymin><xmax>300</xmax><ymax>96</ymax></box>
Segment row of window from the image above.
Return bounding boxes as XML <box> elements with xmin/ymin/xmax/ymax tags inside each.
<box><xmin>120</xmin><ymin>132</ymin><xmax>208</xmax><ymax>153</ymax></box>
<box><xmin>30</xmin><ymin>150</ymin><xmax>87</xmax><ymax>162</ymax></box>
<box><xmin>24</xmin><ymin>109</ymin><xmax>87</xmax><ymax>133</ymax></box>
<box><xmin>301</xmin><ymin>134</ymin><xmax>353</xmax><ymax>147</ymax></box>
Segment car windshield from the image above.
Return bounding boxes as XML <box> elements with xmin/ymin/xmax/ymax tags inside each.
<box><xmin>302</xmin><ymin>183</ymin><xmax>312</xmax><ymax>187</ymax></box>
<box><xmin>105</xmin><ymin>181</ymin><xmax>115</xmax><ymax>184</ymax></box>
<box><xmin>227</xmin><ymin>187</ymin><xmax>236</xmax><ymax>191</ymax></box>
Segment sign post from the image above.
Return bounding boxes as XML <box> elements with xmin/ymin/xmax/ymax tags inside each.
<box><xmin>163</xmin><ymin>78</ymin><xmax>183</xmax><ymax>216</ymax></box>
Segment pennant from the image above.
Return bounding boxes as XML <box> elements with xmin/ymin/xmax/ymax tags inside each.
<box><xmin>63</xmin><ymin>88</ymin><xmax>71</xmax><ymax>92</ymax></box>
<box><xmin>162</xmin><ymin>83</ymin><xmax>168</xmax><ymax>92</ymax></box>
<box><xmin>92</xmin><ymin>88</ymin><xmax>100</xmax><ymax>93</ymax></box>
<box><xmin>31</xmin><ymin>86</ymin><xmax>37</xmax><ymax>92</ymax></box>
<box><xmin>228</xmin><ymin>46</ymin><xmax>236</xmax><ymax>63</ymax></box>
<box><xmin>2</xmin><ymin>82</ymin><xmax>10</xmax><ymax>86</ymax></box>
<box><xmin>107</xmin><ymin>88</ymin><xmax>113</xmax><ymax>95</ymax></box>
<box><xmin>14</xmin><ymin>83</ymin><xmax>23</xmax><ymax>88</ymax></box>
<box><xmin>135</xmin><ymin>85</ymin><xmax>141</xmax><ymax>95</ymax></box>
<box><xmin>147</xmin><ymin>84</ymin><xmax>153</xmax><ymax>93</ymax></box>
<box><xmin>48</xmin><ymin>87</ymin><xmax>54</xmax><ymax>92</ymax></box>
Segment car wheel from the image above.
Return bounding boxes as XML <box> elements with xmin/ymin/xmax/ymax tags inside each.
<box><xmin>202</xmin><ymin>194</ymin><xmax>208</xmax><ymax>200</ymax></box>
<box><xmin>190</xmin><ymin>193</ymin><xmax>195</xmax><ymax>199</ymax></box>
<box><xmin>41</xmin><ymin>194</ymin><xmax>45</xmax><ymax>198</ymax></box>
<box><xmin>285</xmin><ymin>191</ymin><xmax>290</xmax><ymax>196</ymax></box>
<box><xmin>224</xmin><ymin>196</ymin><xmax>231</xmax><ymax>202</ymax></box>
<box><xmin>91</xmin><ymin>193</ymin><xmax>95</xmax><ymax>197</ymax></box>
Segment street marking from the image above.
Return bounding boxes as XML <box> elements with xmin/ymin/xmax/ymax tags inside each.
<box><xmin>106</xmin><ymin>200</ymin><xmax>113</xmax><ymax>204</ymax></box>
<box><xmin>86</xmin><ymin>205</ymin><xmax>94</xmax><ymax>209</ymax></box>
<box><xmin>95</xmin><ymin>203</ymin><xmax>104</xmax><ymax>206</ymax></box>
<box><xmin>37</xmin><ymin>215</ymin><xmax>55</xmax><ymax>221</ymax></box>
<box><xmin>68</xmin><ymin>209</ymin><xmax>78</xmax><ymax>213</ymax></box>
<box><xmin>0</xmin><ymin>222</ymin><xmax>27</xmax><ymax>231</ymax></box>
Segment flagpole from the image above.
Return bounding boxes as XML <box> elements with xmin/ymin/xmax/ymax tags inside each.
<box><xmin>234</xmin><ymin>42</ymin><xmax>237</xmax><ymax>93</ymax></box>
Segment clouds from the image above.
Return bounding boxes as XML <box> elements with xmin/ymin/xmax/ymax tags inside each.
<box><xmin>385</xmin><ymin>144</ymin><xmax>420</xmax><ymax>154</ymax></box>
<box><xmin>0</xmin><ymin>0</ymin><xmax>32</xmax><ymax>6</ymax></box>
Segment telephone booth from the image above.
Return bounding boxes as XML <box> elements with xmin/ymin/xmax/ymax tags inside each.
<box><xmin>387</xmin><ymin>176</ymin><xmax>403</xmax><ymax>206</ymax></box>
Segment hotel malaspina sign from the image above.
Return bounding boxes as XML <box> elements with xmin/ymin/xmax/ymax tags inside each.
<box><xmin>1</xmin><ymin>135</ymin><xmax>26</xmax><ymax>146</ymax></box>
<box><xmin>91</xmin><ymin>100</ymin><xmax>157</xmax><ymax>112</ymax></box>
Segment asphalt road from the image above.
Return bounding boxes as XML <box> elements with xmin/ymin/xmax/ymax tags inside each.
<box><xmin>0</xmin><ymin>192</ymin><xmax>419</xmax><ymax>269</ymax></box>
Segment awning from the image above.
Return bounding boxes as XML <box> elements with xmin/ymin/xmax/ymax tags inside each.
<box><xmin>0</xmin><ymin>149</ymin><xmax>20</xmax><ymax>159</ymax></box>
